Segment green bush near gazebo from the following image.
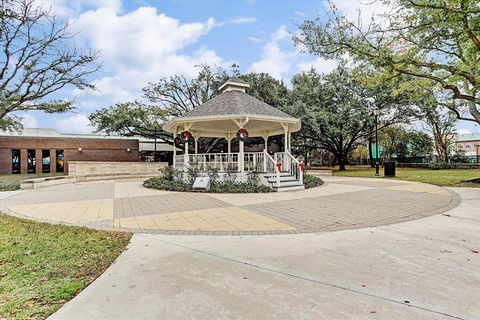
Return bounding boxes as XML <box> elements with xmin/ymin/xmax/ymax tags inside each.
<box><xmin>143</xmin><ymin>167</ymin><xmax>323</xmax><ymax>193</ymax></box>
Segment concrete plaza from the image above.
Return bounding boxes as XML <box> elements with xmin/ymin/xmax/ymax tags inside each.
<box><xmin>0</xmin><ymin>176</ymin><xmax>459</xmax><ymax>235</ymax></box>
<box><xmin>47</xmin><ymin>187</ymin><xmax>480</xmax><ymax>320</ymax></box>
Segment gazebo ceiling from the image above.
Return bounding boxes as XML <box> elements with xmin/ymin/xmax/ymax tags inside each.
<box><xmin>163</xmin><ymin>79</ymin><xmax>301</xmax><ymax>138</ymax></box>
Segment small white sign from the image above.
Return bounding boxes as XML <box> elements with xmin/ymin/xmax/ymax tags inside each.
<box><xmin>193</xmin><ymin>177</ymin><xmax>210</xmax><ymax>191</ymax></box>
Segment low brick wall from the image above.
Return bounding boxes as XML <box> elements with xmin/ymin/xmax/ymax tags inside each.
<box><xmin>68</xmin><ymin>161</ymin><xmax>168</xmax><ymax>178</ymax></box>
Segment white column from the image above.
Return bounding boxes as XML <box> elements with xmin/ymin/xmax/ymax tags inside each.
<box><xmin>184</xmin><ymin>141</ymin><xmax>189</xmax><ymax>172</ymax></box>
<box><xmin>288</xmin><ymin>132</ymin><xmax>291</xmax><ymax>151</ymax></box>
<box><xmin>172</xmin><ymin>133</ymin><xmax>176</xmax><ymax>168</ymax></box>
<box><xmin>239</xmin><ymin>140</ymin><xmax>244</xmax><ymax>181</ymax></box>
<box><xmin>227</xmin><ymin>138</ymin><xmax>231</xmax><ymax>154</ymax></box>
<box><xmin>284</xmin><ymin>127</ymin><xmax>288</xmax><ymax>152</ymax></box>
<box><xmin>263</xmin><ymin>136</ymin><xmax>268</xmax><ymax>152</ymax></box>
<box><xmin>194</xmin><ymin>138</ymin><xmax>198</xmax><ymax>155</ymax></box>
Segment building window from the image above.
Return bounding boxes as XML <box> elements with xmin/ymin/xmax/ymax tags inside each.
<box><xmin>466</xmin><ymin>144</ymin><xmax>472</xmax><ymax>149</ymax></box>
<box><xmin>42</xmin><ymin>150</ymin><xmax>50</xmax><ymax>173</ymax></box>
<box><xmin>56</xmin><ymin>150</ymin><xmax>64</xmax><ymax>173</ymax></box>
<box><xmin>458</xmin><ymin>144</ymin><xmax>464</xmax><ymax>149</ymax></box>
<box><xmin>27</xmin><ymin>149</ymin><xmax>36</xmax><ymax>173</ymax></box>
<box><xmin>12</xmin><ymin>149</ymin><xmax>20</xmax><ymax>174</ymax></box>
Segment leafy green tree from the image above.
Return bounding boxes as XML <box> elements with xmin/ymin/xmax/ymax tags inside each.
<box><xmin>295</xmin><ymin>0</ymin><xmax>480</xmax><ymax>124</ymax></box>
<box><xmin>0</xmin><ymin>0</ymin><xmax>100</xmax><ymax>130</ymax></box>
<box><xmin>421</xmin><ymin>104</ymin><xmax>457</xmax><ymax>162</ymax></box>
<box><xmin>288</xmin><ymin>67</ymin><xmax>376</xmax><ymax>170</ymax></box>
<box><xmin>89</xmin><ymin>66</ymin><xmax>289</xmax><ymax>151</ymax></box>
<box><xmin>89</xmin><ymin>65</ymin><xmax>227</xmax><ymax>142</ymax></box>
<box><xmin>381</xmin><ymin>126</ymin><xmax>433</xmax><ymax>162</ymax></box>
<box><xmin>288</xmin><ymin>66</ymin><xmax>415</xmax><ymax>169</ymax></box>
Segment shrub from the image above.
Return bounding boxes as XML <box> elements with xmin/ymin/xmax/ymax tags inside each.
<box><xmin>143</xmin><ymin>176</ymin><xmax>192</xmax><ymax>191</ymax></box>
<box><xmin>161</xmin><ymin>166</ymin><xmax>180</xmax><ymax>181</ymax></box>
<box><xmin>186</xmin><ymin>160</ymin><xmax>201</xmax><ymax>184</ymax></box>
<box><xmin>210</xmin><ymin>181</ymin><xmax>273</xmax><ymax>193</ymax></box>
<box><xmin>429</xmin><ymin>162</ymin><xmax>452</xmax><ymax>170</ymax></box>
<box><xmin>206</xmin><ymin>165</ymin><xmax>219</xmax><ymax>184</ymax></box>
<box><xmin>144</xmin><ymin>177</ymin><xmax>273</xmax><ymax>193</ymax></box>
<box><xmin>303</xmin><ymin>173</ymin><xmax>324</xmax><ymax>189</ymax></box>
<box><xmin>225</xmin><ymin>165</ymin><xmax>238</xmax><ymax>183</ymax></box>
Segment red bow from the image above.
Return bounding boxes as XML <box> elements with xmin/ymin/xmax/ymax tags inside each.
<box><xmin>239</xmin><ymin>128</ymin><xmax>247</xmax><ymax>139</ymax></box>
<box><xmin>299</xmin><ymin>161</ymin><xmax>305</xmax><ymax>172</ymax></box>
<box><xmin>276</xmin><ymin>162</ymin><xmax>281</xmax><ymax>172</ymax></box>
<box><xmin>183</xmin><ymin>131</ymin><xmax>190</xmax><ymax>141</ymax></box>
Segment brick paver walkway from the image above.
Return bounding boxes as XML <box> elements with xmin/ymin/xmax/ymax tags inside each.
<box><xmin>0</xmin><ymin>176</ymin><xmax>459</xmax><ymax>235</ymax></box>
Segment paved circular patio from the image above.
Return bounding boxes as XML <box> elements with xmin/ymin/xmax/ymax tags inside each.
<box><xmin>0</xmin><ymin>176</ymin><xmax>459</xmax><ymax>235</ymax></box>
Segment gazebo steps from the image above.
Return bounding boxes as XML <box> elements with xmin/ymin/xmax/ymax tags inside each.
<box><xmin>266</xmin><ymin>175</ymin><xmax>300</xmax><ymax>183</ymax></box>
<box><xmin>264</xmin><ymin>172</ymin><xmax>304</xmax><ymax>191</ymax></box>
<box><xmin>275</xmin><ymin>184</ymin><xmax>305</xmax><ymax>192</ymax></box>
<box><xmin>264</xmin><ymin>172</ymin><xmax>295</xmax><ymax>178</ymax></box>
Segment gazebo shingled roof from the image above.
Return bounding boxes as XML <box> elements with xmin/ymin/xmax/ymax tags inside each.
<box><xmin>178</xmin><ymin>90</ymin><xmax>296</xmax><ymax>120</ymax></box>
<box><xmin>163</xmin><ymin>77</ymin><xmax>301</xmax><ymax>138</ymax></box>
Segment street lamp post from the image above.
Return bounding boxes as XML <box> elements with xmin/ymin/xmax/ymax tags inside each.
<box><xmin>373</xmin><ymin>106</ymin><xmax>380</xmax><ymax>176</ymax></box>
<box><xmin>154</xmin><ymin>123</ymin><xmax>157</xmax><ymax>162</ymax></box>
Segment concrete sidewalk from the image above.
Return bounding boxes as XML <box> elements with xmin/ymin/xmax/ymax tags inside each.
<box><xmin>50</xmin><ymin>188</ymin><xmax>479</xmax><ymax>320</ymax></box>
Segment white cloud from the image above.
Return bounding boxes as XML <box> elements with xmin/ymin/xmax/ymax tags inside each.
<box><xmin>248</xmin><ymin>36</ymin><xmax>262</xmax><ymax>43</ymax></box>
<box><xmin>327</xmin><ymin>0</ymin><xmax>393</xmax><ymax>28</ymax></box>
<box><xmin>55</xmin><ymin>114</ymin><xmax>93</xmax><ymax>134</ymax></box>
<box><xmin>296</xmin><ymin>57</ymin><xmax>337</xmax><ymax>74</ymax></box>
<box><xmin>35</xmin><ymin>0</ymin><xmax>122</xmax><ymax>18</ymax></box>
<box><xmin>225</xmin><ymin>17</ymin><xmax>257</xmax><ymax>25</ymax></box>
<box><xmin>294</xmin><ymin>11</ymin><xmax>305</xmax><ymax>16</ymax></box>
<box><xmin>249</xmin><ymin>26</ymin><xmax>338</xmax><ymax>79</ymax></box>
<box><xmin>64</xmin><ymin>4</ymin><xmax>230</xmax><ymax>113</ymax></box>
<box><xmin>248</xmin><ymin>26</ymin><xmax>297</xmax><ymax>79</ymax></box>
<box><xmin>19</xmin><ymin>113</ymin><xmax>38</xmax><ymax>128</ymax></box>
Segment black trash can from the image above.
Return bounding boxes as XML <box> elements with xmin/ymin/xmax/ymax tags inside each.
<box><xmin>384</xmin><ymin>161</ymin><xmax>396</xmax><ymax>177</ymax></box>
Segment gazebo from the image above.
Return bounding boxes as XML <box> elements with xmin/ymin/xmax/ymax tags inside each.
<box><xmin>163</xmin><ymin>77</ymin><xmax>304</xmax><ymax>190</ymax></box>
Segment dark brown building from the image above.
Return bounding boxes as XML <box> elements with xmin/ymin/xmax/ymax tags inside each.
<box><xmin>0</xmin><ymin>128</ymin><xmax>139</xmax><ymax>174</ymax></box>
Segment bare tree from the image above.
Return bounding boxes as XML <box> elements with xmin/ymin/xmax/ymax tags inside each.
<box><xmin>422</xmin><ymin>105</ymin><xmax>457</xmax><ymax>162</ymax></box>
<box><xmin>0</xmin><ymin>0</ymin><xmax>100</xmax><ymax>130</ymax></box>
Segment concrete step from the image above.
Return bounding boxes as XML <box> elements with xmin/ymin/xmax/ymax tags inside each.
<box><xmin>275</xmin><ymin>185</ymin><xmax>305</xmax><ymax>192</ymax></box>
<box><xmin>264</xmin><ymin>172</ymin><xmax>293</xmax><ymax>178</ymax></box>
<box><xmin>271</xmin><ymin>180</ymin><xmax>304</xmax><ymax>188</ymax></box>
<box><xmin>266</xmin><ymin>175</ymin><xmax>297</xmax><ymax>182</ymax></box>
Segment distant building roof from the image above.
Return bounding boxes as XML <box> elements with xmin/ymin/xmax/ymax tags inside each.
<box><xmin>0</xmin><ymin>128</ymin><xmax>180</xmax><ymax>151</ymax></box>
<box><xmin>455</xmin><ymin>133</ymin><xmax>480</xmax><ymax>142</ymax></box>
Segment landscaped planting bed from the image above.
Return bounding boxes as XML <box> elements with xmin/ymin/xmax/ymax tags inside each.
<box><xmin>143</xmin><ymin>176</ymin><xmax>274</xmax><ymax>193</ymax></box>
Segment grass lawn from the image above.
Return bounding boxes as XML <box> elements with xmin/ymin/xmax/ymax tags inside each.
<box><xmin>323</xmin><ymin>166</ymin><xmax>480</xmax><ymax>187</ymax></box>
<box><xmin>0</xmin><ymin>214</ymin><xmax>131</xmax><ymax>320</ymax></box>
<box><xmin>0</xmin><ymin>173</ymin><xmax>65</xmax><ymax>191</ymax></box>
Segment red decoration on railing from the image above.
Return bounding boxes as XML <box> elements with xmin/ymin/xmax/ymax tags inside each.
<box><xmin>276</xmin><ymin>162</ymin><xmax>282</xmax><ymax>173</ymax></box>
<box><xmin>183</xmin><ymin>131</ymin><xmax>190</xmax><ymax>141</ymax></box>
<box><xmin>299</xmin><ymin>161</ymin><xmax>305</xmax><ymax>172</ymax></box>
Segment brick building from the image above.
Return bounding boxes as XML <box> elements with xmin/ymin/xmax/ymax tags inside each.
<box><xmin>455</xmin><ymin>133</ymin><xmax>480</xmax><ymax>162</ymax></box>
<box><xmin>0</xmin><ymin>128</ymin><xmax>175</xmax><ymax>175</ymax></box>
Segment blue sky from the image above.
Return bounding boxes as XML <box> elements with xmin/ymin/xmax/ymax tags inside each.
<box><xmin>21</xmin><ymin>0</ymin><xmax>480</xmax><ymax>135</ymax></box>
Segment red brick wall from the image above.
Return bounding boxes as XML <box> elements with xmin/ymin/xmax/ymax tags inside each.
<box><xmin>0</xmin><ymin>137</ymin><xmax>139</xmax><ymax>174</ymax></box>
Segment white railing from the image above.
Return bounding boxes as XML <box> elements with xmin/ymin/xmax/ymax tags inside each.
<box><xmin>264</xmin><ymin>150</ymin><xmax>280</xmax><ymax>187</ymax></box>
<box><xmin>174</xmin><ymin>155</ymin><xmax>185</xmax><ymax>170</ymax></box>
<box><xmin>286</xmin><ymin>150</ymin><xmax>303</xmax><ymax>185</ymax></box>
<box><xmin>244</xmin><ymin>152</ymin><xmax>265</xmax><ymax>172</ymax></box>
<box><xmin>174</xmin><ymin>152</ymin><xmax>269</xmax><ymax>173</ymax></box>
<box><xmin>187</xmin><ymin>153</ymin><xmax>239</xmax><ymax>172</ymax></box>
